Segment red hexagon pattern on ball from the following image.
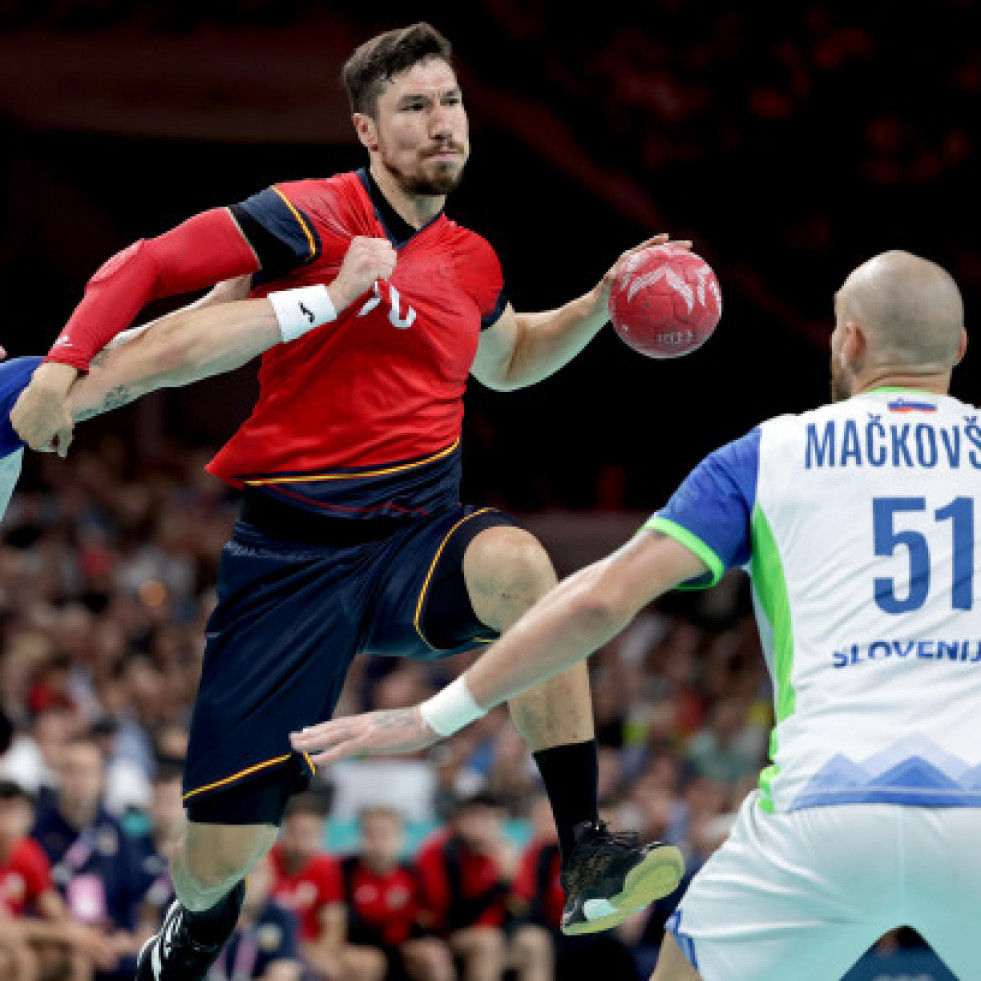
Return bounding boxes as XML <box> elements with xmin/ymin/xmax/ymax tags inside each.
<box><xmin>608</xmin><ymin>244</ymin><xmax>722</xmax><ymax>359</ymax></box>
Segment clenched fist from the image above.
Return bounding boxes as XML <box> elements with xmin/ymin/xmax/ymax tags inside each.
<box><xmin>329</xmin><ymin>237</ymin><xmax>398</xmax><ymax>313</ymax></box>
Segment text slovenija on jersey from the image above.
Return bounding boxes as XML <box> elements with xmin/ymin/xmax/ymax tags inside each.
<box><xmin>647</xmin><ymin>390</ymin><xmax>981</xmax><ymax>813</ymax></box>
<box><xmin>208</xmin><ymin>169</ymin><xmax>507</xmax><ymax>518</ymax></box>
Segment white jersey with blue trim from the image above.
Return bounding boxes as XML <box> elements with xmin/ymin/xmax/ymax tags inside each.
<box><xmin>647</xmin><ymin>389</ymin><xmax>981</xmax><ymax>813</ymax></box>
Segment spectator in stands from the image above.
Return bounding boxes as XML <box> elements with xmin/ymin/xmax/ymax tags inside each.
<box><xmin>30</xmin><ymin>735</ymin><xmax>144</xmax><ymax>979</ymax></box>
<box><xmin>339</xmin><ymin>804</ymin><xmax>453</xmax><ymax>981</ymax></box>
<box><xmin>414</xmin><ymin>792</ymin><xmax>513</xmax><ymax>981</ymax></box>
<box><xmin>0</xmin><ymin>704</ymin><xmax>80</xmax><ymax>809</ymax></box>
<box><xmin>684</xmin><ymin>697</ymin><xmax>759</xmax><ymax>786</ymax></box>
<box><xmin>268</xmin><ymin>793</ymin><xmax>345</xmax><ymax>979</ymax></box>
<box><xmin>133</xmin><ymin>762</ymin><xmax>185</xmax><ymax>946</ymax></box>
<box><xmin>0</xmin><ymin>777</ymin><xmax>117</xmax><ymax>981</ymax></box>
<box><xmin>210</xmin><ymin>852</ymin><xmax>302</xmax><ymax>981</ymax></box>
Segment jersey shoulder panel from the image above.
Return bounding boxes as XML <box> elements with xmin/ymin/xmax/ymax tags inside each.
<box><xmin>444</xmin><ymin>224</ymin><xmax>507</xmax><ymax>326</ymax></box>
<box><xmin>233</xmin><ymin>172</ymin><xmax>372</xmax><ymax>281</ymax></box>
<box><xmin>647</xmin><ymin>425</ymin><xmax>763</xmax><ymax>585</ymax></box>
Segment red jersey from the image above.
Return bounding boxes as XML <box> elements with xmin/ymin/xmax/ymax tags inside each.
<box><xmin>268</xmin><ymin>844</ymin><xmax>344</xmax><ymax>942</ymax></box>
<box><xmin>0</xmin><ymin>837</ymin><xmax>52</xmax><ymax>916</ymax></box>
<box><xmin>339</xmin><ymin>855</ymin><xmax>424</xmax><ymax>948</ymax></box>
<box><xmin>413</xmin><ymin>831</ymin><xmax>509</xmax><ymax>934</ymax></box>
<box><xmin>208</xmin><ymin>169</ymin><xmax>506</xmax><ymax>518</ymax></box>
<box><xmin>511</xmin><ymin>839</ymin><xmax>563</xmax><ymax>928</ymax></box>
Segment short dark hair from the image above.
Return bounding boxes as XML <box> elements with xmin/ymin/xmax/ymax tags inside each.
<box><xmin>342</xmin><ymin>22</ymin><xmax>453</xmax><ymax>116</ymax></box>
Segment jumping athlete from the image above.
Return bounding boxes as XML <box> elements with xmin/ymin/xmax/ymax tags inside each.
<box><xmin>10</xmin><ymin>23</ymin><xmax>686</xmax><ymax>981</ymax></box>
<box><xmin>294</xmin><ymin>250</ymin><xmax>980</xmax><ymax>980</ymax></box>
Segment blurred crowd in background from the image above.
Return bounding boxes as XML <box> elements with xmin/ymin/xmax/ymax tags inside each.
<box><xmin>0</xmin><ymin>440</ymin><xmax>927</xmax><ymax>980</ymax></box>
<box><xmin>0</xmin><ymin>440</ymin><xmax>772</xmax><ymax>981</ymax></box>
<box><xmin>0</xmin><ymin>1</ymin><xmax>976</xmax><ymax>978</ymax></box>
<box><xmin>0</xmin><ymin>439</ymin><xmax>769</xmax><ymax>981</ymax></box>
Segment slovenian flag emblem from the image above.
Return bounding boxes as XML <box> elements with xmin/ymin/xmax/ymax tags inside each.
<box><xmin>888</xmin><ymin>398</ymin><xmax>937</xmax><ymax>413</ymax></box>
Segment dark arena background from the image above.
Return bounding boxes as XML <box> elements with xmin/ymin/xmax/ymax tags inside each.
<box><xmin>0</xmin><ymin>3</ymin><xmax>977</xmax><ymax>979</ymax></box>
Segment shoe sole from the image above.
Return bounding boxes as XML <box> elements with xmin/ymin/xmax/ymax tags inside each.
<box><xmin>562</xmin><ymin>844</ymin><xmax>685</xmax><ymax>936</ymax></box>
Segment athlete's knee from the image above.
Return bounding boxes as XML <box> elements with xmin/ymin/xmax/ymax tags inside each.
<box><xmin>179</xmin><ymin>821</ymin><xmax>277</xmax><ymax>895</ymax></box>
<box><xmin>464</xmin><ymin>527</ymin><xmax>557</xmax><ymax>630</ymax></box>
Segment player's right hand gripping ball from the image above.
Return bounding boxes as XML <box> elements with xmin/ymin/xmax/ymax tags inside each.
<box><xmin>609</xmin><ymin>244</ymin><xmax>722</xmax><ymax>358</ymax></box>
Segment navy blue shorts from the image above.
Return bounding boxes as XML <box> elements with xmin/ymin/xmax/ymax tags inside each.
<box><xmin>183</xmin><ymin>495</ymin><xmax>521</xmax><ymax>824</ymax></box>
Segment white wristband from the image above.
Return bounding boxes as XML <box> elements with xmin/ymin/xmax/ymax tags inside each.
<box><xmin>420</xmin><ymin>676</ymin><xmax>486</xmax><ymax>738</ymax></box>
<box><xmin>268</xmin><ymin>284</ymin><xmax>337</xmax><ymax>343</ymax></box>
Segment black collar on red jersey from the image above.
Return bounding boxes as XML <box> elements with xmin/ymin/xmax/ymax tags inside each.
<box><xmin>357</xmin><ymin>167</ymin><xmax>444</xmax><ymax>248</ymax></box>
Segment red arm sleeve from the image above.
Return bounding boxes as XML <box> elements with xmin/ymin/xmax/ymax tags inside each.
<box><xmin>46</xmin><ymin>208</ymin><xmax>259</xmax><ymax>371</ymax></box>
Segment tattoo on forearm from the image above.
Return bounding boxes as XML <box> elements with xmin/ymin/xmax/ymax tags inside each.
<box><xmin>75</xmin><ymin>385</ymin><xmax>134</xmax><ymax>422</ymax></box>
<box><xmin>89</xmin><ymin>349</ymin><xmax>109</xmax><ymax>369</ymax></box>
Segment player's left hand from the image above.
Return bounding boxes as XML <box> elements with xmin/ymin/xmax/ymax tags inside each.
<box><xmin>592</xmin><ymin>233</ymin><xmax>693</xmax><ymax>315</ymax></box>
<box><xmin>289</xmin><ymin>706</ymin><xmax>440</xmax><ymax>766</ymax></box>
<box><xmin>10</xmin><ymin>362</ymin><xmax>78</xmax><ymax>456</ymax></box>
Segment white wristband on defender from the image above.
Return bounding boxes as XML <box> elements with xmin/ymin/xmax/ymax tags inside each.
<box><xmin>268</xmin><ymin>284</ymin><xmax>337</xmax><ymax>343</ymax></box>
<box><xmin>420</xmin><ymin>676</ymin><xmax>486</xmax><ymax>737</ymax></box>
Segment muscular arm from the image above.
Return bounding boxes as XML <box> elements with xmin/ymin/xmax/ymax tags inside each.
<box><xmin>68</xmin><ymin>295</ymin><xmax>280</xmax><ymax>422</ymax></box>
<box><xmin>63</xmin><ymin>236</ymin><xmax>395</xmax><ymax>425</ymax></box>
<box><xmin>11</xmin><ymin>208</ymin><xmax>260</xmax><ymax>451</ymax></box>
<box><xmin>291</xmin><ymin>531</ymin><xmax>708</xmax><ymax>764</ymax></box>
<box><xmin>461</xmin><ymin>531</ymin><xmax>706</xmax><ymax>708</ymax></box>
<box><xmin>470</xmin><ymin>296</ymin><xmax>610</xmax><ymax>391</ymax></box>
<box><xmin>471</xmin><ymin>233</ymin><xmax>686</xmax><ymax>391</ymax></box>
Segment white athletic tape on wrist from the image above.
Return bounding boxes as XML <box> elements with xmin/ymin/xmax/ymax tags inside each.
<box><xmin>420</xmin><ymin>676</ymin><xmax>486</xmax><ymax>737</ymax></box>
<box><xmin>269</xmin><ymin>284</ymin><xmax>337</xmax><ymax>343</ymax></box>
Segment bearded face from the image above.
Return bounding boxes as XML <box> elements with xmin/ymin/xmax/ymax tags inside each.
<box><xmin>369</xmin><ymin>57</ymin><xmax>470</xmax><ymax>199</ymax></box>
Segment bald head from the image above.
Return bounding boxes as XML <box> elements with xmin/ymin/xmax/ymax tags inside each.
<box><xmin>838</xmin><ymin>251</ymin><xmax>964</xmax><ymax>370</ymax></box>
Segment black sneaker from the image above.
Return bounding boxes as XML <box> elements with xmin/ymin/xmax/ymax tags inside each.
<box><xmin>136</xmin><ymin>881</ymin><xmax>245</xmax><ymax>981</ymax></box>
<box><xmin>560</xmin><ymin>819</ymin><xmax>685</xmax><ymax>935</ymax></box>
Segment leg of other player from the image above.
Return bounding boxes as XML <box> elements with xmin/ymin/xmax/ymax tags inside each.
<box><xmin>463</xmin><ymin>527</ymin><xmax>684</xmax><ymax>935</ymax></box>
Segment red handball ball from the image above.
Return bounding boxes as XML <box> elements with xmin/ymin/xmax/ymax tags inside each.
<box><xmin>608</xmin><ymin>244</ymin><xmax>722</xmax><ymax>358</ymax></box>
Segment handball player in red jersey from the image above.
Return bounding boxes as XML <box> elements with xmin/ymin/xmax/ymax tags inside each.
<box><xmin>11</xmin><ymin>23</ymin><xmax>685</xmax><ymax>980</ymax></box>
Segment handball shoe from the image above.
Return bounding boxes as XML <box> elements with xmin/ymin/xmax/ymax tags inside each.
<box><xmin>560</xmin><ymin>819</ymin><xmax>685</xmax><ymax>935</ymax></box>
<box><xmin>136</xmin><ymin>881</ymin><xmax>245</xmax><ymax>981</ymax></box>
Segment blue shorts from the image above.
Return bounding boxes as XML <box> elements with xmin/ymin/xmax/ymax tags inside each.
<box><xmin>0</xmin><ymin>356</ymin><xmax>42</xmax><ymax>457</ymax></box>
<box><xmin>183</xmin><ymin>493</ymin><xmax>521</xmax><ymax>823</ymax></box>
